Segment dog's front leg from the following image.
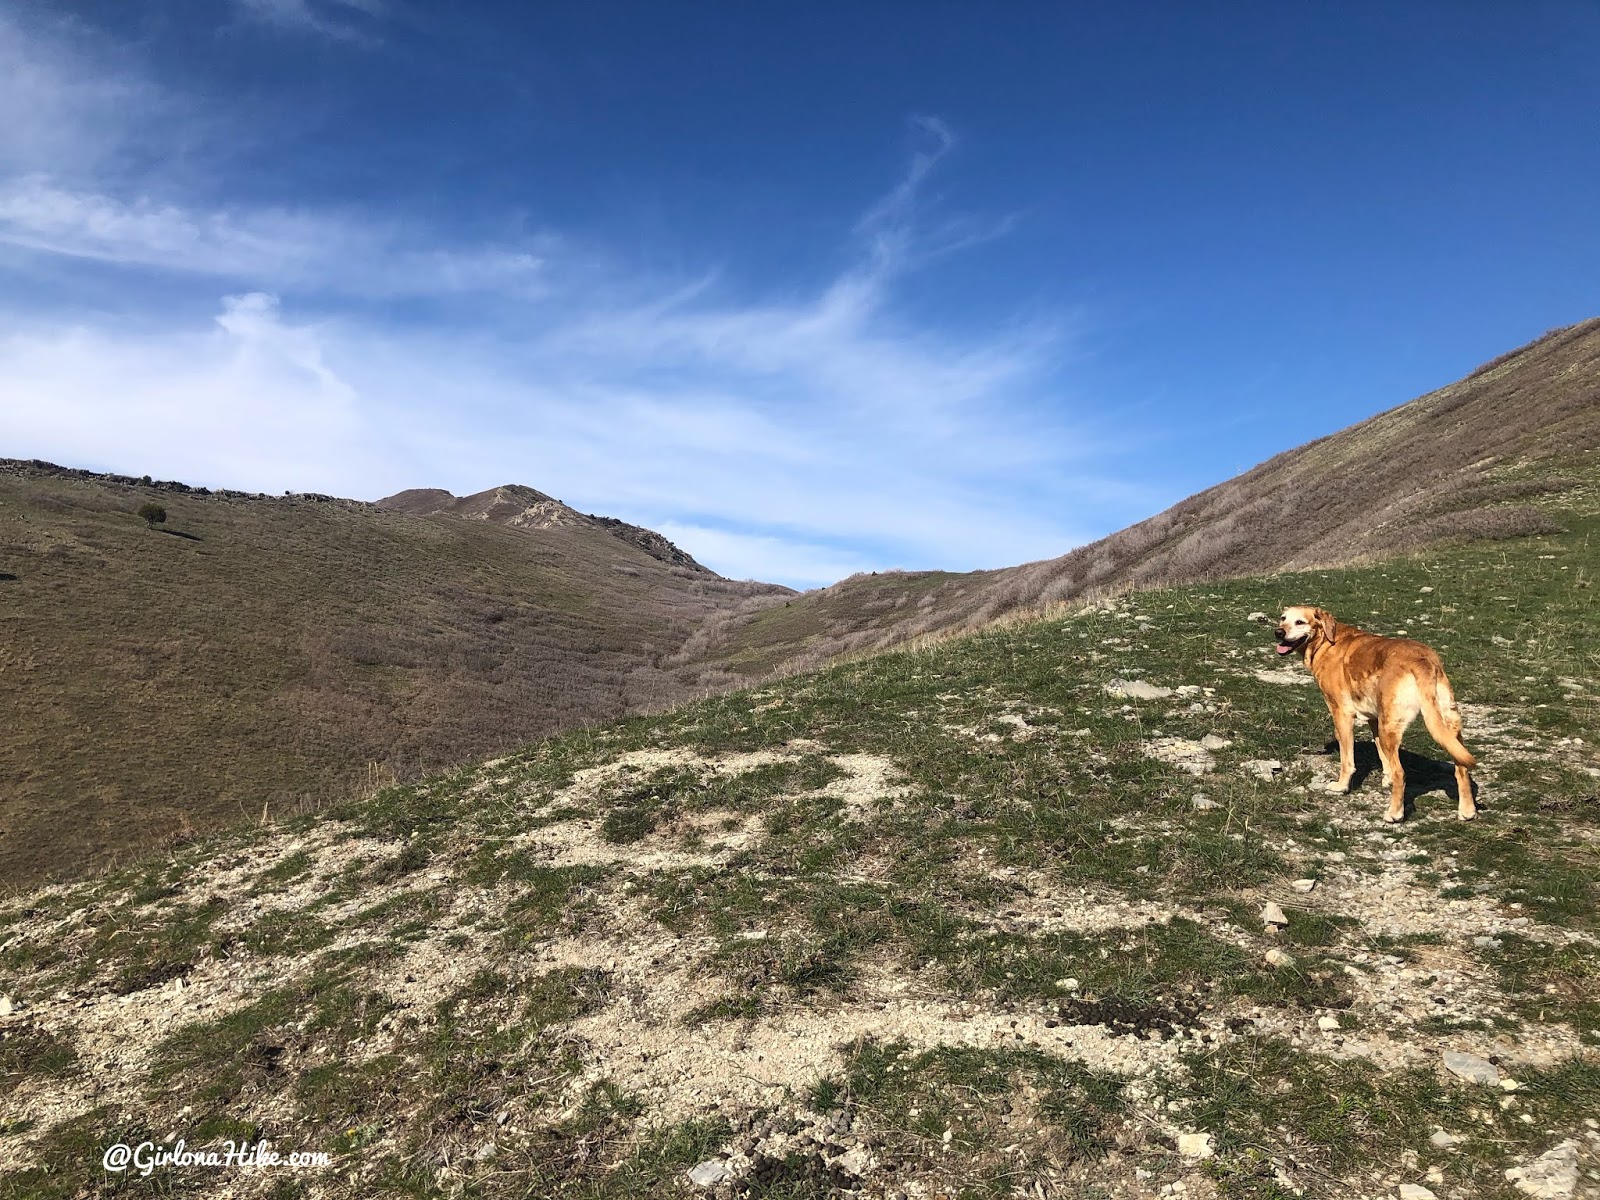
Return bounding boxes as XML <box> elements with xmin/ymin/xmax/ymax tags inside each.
<box><xmin>1330</xmin><ymin>707</ymin><xmax>1357</xmax><ymax>793</ymax></box>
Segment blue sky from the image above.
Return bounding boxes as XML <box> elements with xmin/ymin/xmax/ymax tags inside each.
<box><xmin>1</xmin><ymin>2</ymin><xmax>1597</xmax><ymax>587</ymax></box>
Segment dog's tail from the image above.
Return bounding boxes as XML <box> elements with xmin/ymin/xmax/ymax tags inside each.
<box><xmin>1420</xmin><ymin>670</ymin><xmax>1476</xmax><ymax>770</ymax></box>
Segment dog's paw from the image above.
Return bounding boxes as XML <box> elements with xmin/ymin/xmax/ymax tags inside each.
<box><xmin>1382</xmin><ymin>809</ymin><xmax>1405</xmax><ymax>824</ymax></box>
<box><xmin>1457</xmin><ymin>808</ymin><xmax>1476</xmax><ymax>821</ymax></box>
<box><xmin>1325</xmin><ymin>779</ymin><xmax>1351</xmax><ymax>794</ymax></box>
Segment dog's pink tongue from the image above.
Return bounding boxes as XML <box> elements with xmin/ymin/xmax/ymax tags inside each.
<box><xmin>1275</xmin><ymin>643</ymin><xmax>1293</xmax><ymax>655</ymax></box>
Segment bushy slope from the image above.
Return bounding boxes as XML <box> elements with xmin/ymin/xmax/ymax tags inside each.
<box><xmin>708</xmin><ymin>318</ymin><xmax>1600</xmax><ymax>677</ymax></box>
<box><xmin>0</xmin><ymin>465</ymin><xmax>788</xmax><ymax>889</ymax></box>
<box><xmin>2</xmin><ymin>477</ymin><xmax>1595</xmax><ymax>1198</ymax></box>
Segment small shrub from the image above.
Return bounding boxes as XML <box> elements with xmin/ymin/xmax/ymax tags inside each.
<box><xmin>137</xmin><ymin>502</ymin><xmax>167</xmax><ymax>529</ymax></box>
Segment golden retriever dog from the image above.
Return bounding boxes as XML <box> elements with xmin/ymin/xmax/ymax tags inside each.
<box><xmin>1274</xmin><ymin>606</ymin><xmax>1476</xmax><ymax>822</ymax></box>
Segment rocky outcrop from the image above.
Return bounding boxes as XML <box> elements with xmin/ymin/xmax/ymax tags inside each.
<box><xmin>378</xmin><ymin>483</ymin><xmax>718</xmax><ymax>575</ymax></box>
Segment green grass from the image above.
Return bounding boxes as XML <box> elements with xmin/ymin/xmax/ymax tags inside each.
<box><xmin>1478</xmin><ymin>934</ymin><xmax>1600</xmax><ymax>1043</ymax></box>
<box><xmin>1174</xmin><ymin>1039</ymin><xmax>1600</xmax><ymax>1198</ymax></box>
<box><xmin>809</xmin><ymin>1039</ymin><xmax>1126</xmax><ymax>1193</ymax></box>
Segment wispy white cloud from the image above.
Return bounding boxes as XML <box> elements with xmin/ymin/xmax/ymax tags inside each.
<box><xmin>232</xmin><ymin>0</ymin><xmax>386</xmax><ymax>43</ymax></box>
<box><xmin>0</xmin><ymin>293</ymin><xmax>395</xmax><ymax>495</ymax></box>
<box><xmin>0</xmin><ymin>176</ymin><xmax>552</xmax><ymax>298</ymax></box>
<box><xmin>652</xmin><ymin>524</ymin><xmax>879</xmax><ymax>588</ymax></box>
<box><xmin>0</xmin><ymin>11</ymin><xmax>170</xmax><ymax>180</ymax></box>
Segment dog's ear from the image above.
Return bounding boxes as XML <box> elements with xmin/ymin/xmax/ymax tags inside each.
<box><xmin>1316</xmin><ymin>608</ymin><xmax>1336</xmax><ymax>644</ymax></box>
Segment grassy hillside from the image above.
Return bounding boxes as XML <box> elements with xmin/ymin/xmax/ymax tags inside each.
<box><xmin>0</xmin><ymin>465</ymin><xmax>788</xmax><ymax>890</ymax></box>
<box><xmin>705</xmin><ymin>318</ymin><xmax>1600</xmax><ymax>677</ymax></box>
<box><xmin>2</xmin><ymin>466</ymin><xmax>1594</xmax><ymax>1197</ymax></box>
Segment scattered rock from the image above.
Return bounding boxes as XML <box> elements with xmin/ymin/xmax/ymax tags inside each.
<box><xmin>1429</xmin><ymin>1131</ymin><xmax>1459</xmax><ymax>1150</ymax></box>
<box><xmin>1504</xmin><ymin>1140</ymin><xmax>1580</xmax><ymax>1199</ymax></box>
<box><xmin>1264</xmin><ymin>949</ymin><xmax>1296</xmax><ymax>968</ymax></box>
<box><xmin>1176</xmin><ymin>1132</ymin><xmax>1214</xmax><ymax>1159</ymax></box>
<box><xmin>1442</xmin><ymin>1050</ymin><xmax>1500</xmax><ymax>1086</ymax></box>
<box><xmin>1105</xmin><ymin>678</ymin><xmax>1174</xmax><ymax>700</ymax></box>
<box><xmin>0</xmin><ymin>995</ymin><xmax>13</xmax><ymax>1017</ymax></box>
<box><xmin>1473</xmin><ymin>936</ymin><xmax>1501</xmax><ymax>948</ymax></box>
<box><xmin>1247</xmin><ymin>612</ymin><xmax>1269</xmax><ymax>623</ymax></box>
<box><xmin>1191</xmin><ymin>794</ymin><xmax>1220</xmax><ymax>811</ymax></box>
<box><xmin>1199</xmin><ymin>734</ymin><xmax>1231</xmax><ymax>751</ymax></box>
<box><xmin>1252</xmin><ymin>669</ymin><xmax>1314</xmax><ymax>687</ymax></box>
<box><xmin>689</xmin><ymin>1160</ymin><xmax>731</xmax><ymax>1188</ymax></box>
<box><xmin>1145</xmin><ymin>738</ymin><xmax>1215</xmax><ymax>775</ymax></box>
<box><xmin>1241</xmin><ymin>759</ymin><xmax>1283</xmax><ymax>780</ymax></box>
<box><xmin>833</xmin><ymin>1147</ymin><xmax>872</xmax><ymax>1177</ymax></box>
<box><xmin>1290</xmin><ymin>879</ymin><xmax>1317</xmax><ymax>893</ymax></box>
<box><xmin>1261</xmin><ymin>902</ymin><xmax>1289</xmax><ymax>927</ymax></box>
<box><xmin>1317</xmin><ymin>1015</ymin><xmax>1341</xmax><ymax>1031</ymax></box>
<box><xmin>1399</xmin><ymin>1185</ymin><xmax>1437</xmax><ymax>1200</ymax></box>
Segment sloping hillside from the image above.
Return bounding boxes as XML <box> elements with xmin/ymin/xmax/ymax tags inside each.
<box><xmin>2</xmin><ymin>468</ymin><xmax>1595</xmax><ymax>1199</ymax></box>
<box><xmin>0</xmin><ymin>464</ymin><xmax>789</xmax><ymax>890</ymax></box>
<box><xmin>706</xmin><ymin>318</ymin><xmax>1600</xmax><ymax>677</ymax></box>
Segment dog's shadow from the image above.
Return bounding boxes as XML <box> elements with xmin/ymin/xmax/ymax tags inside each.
<box><xmin>1320</xmin><ymin>739</ymin><xmax>1478</xmax><ymax>815</ymax></box>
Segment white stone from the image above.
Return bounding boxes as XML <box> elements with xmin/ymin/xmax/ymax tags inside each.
<box><xmin>1429</xmin><ymin>1130</ymin><xmax>1459</xmax><ymax>1149</ymax></box>
<box><xmin>1399</xmin><ymin>1185</ymin><xmax>1437</xmax><ymax>1200</ymax></box>
<box><xmin>834</xmin><ymin>1148</ymin><xmax>872</xmax><ymax>1177</ymax></box>
<box><xmin>1191</xmin><ymin>796</ymin><xmax>1220</xmax><ymax>811</ymax></box>
<box><xmin>1505</xmin><ymin>1140</ymin><xmax>1580</xmax><ymax>1199</ymax></box>
<box><xmin>1261</xmin><ymin>902</ymin><xmax>1289</xmax><ymax>927</ymax></box>
<box><xmin>1176</xmin><ymin>1132</ymin><xmax>1214</xmax><ymax>1159</ymax></box>
<box><xmin>1442</xmin><ymin>1050</ymin><xmax>1500</xmax><ymax>1086</ymax></box>
<box><xmin>1264</xmin><ymin>948</ymin><xmax>1296</xmax><ymax>968</ymax></box>
<box><xmin>1145</xmin><ymin>737</ymin><xmax>1215</xmax><ymax>775</ymax></box>
<box><xmin>1247</xmin><ymin>612</ymin><xmax>1269</xmax><ymax>622</ymax></box>
<box><xmin>688</xmin><ymin>1160</ymin><xmax>730</xmax><ymax>1187</ymax></box>
<box><xmin>1317</xmin><ymin>1015</ymin><xmax>1340</xmax><ymax>1031</ymax></box>
<box><xmin>1105</xmin><ymin>678</ymin><xmax>1174</xmax><ymax>700</ymax></box>
<box><xmin>1200</xmin><ymin>734</ymin><xmax>1231</xmax><ymax>751</ymax></box>
<box><xmin>1242</xmin><ymin>758</ymin><xmax>1284</xmax><ymax>780</ymax></box>
<box><xmin>0</xmin><ymin>995</ymin><xmax>13</xmax><ymax>1017</ymax></box>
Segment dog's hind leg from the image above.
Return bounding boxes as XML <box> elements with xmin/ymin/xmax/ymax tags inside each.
<box><xmin>1376</xmin><ymin>713</ymin><xmax>1410</xmax><ymax>823</ymax></box>
<box><xmin>1421</xmin><ymin>675</ymin><xmax>1477</xmax><ymax>820</ymax></box>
